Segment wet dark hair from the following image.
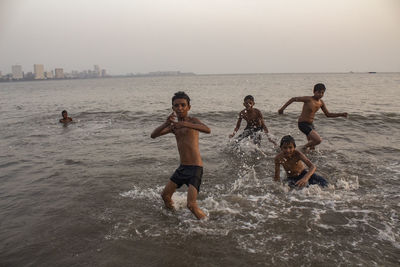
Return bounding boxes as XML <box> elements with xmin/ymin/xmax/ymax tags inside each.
<box><xmin>280</xmin><ymin>135</ymin><xmax>296</xmax><ymax>148</ymax></box>
<box><xmin>244</xmin><ymin>95</ymin><xmax>254</xmax><ymax>102</ymax></box>
<box><xmin>61</xmin><ymin>110</ymin><xmax>67</xmax><ymax>116</ymax></box>
<box><xmin>313</xmin><ymin>83</ymin><xmax>326</xmax><ymax>92</ymax></box>
<box><xmin>172</xmin><ymin>91</ymin><xmax>190</xmax><ymax>105</ymax></box>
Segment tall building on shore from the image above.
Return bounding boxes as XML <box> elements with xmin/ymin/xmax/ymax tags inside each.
<box><xmin>34</xmin><ymin>64</ymin><xmax>45</xmax><ymax>79</ymax></box>
<box><xmin>94</xmin><ymin>65</ymin><xmax>101</xmax><ymax>77</ymax></box>
<box><xmin>45</xmin><ymin>70</ymin><xmax>54</xmax><ymax>79</ymax></box>
<box><xmin>55</xmin><ymin>68</ymin><xmax>64</xmax><ymax>79</ymax></box>
<box><xmin>12</xmin><ymin>65</ymin><xmax>23</xmax><ymax>79</ymax></box>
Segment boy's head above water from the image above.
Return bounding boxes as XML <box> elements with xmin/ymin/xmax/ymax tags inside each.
<box><xmin>61</xmin><ymin>110</ymin><xmax>68</xmax><ymax>118</ymax></box>
<box><xmin>172</xmin><ymin>91</ymin><xmax>190</xmax><ymax>105</ymax></box>
<box><xmin>280</xmin><ymin>135</ymin><xmax>296</xmax><ymax>156</ymax></box>
<box><xmin>313</xmin><ymin>83</ymin><xmax>326</xmax><ymax>99</ymax></box>
<box><xmin>313</xmin><ymin>83</ymin><xmax>326</xmax><ymax>93</ymax></box>
<box><xmin>243</xmin><ymin>95</ymin><xmax>255</xmax><ymax>110</ymax></box>
<box><xmin>280</xmin><ymin>135</ymin><xmax>296</xmax><ymax>148</ymax></box>
<box><xmin>172</xmin><ymin>91</ymin><xmax>191</xmax><ymax>119</ymax></box>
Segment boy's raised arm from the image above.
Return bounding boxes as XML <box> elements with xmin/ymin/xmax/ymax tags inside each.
<box><xmin>278</xmin><ymin>96</ymin><xmax>308</xmax><ymax>114</ymax></box>
<box><xmin>321</xmin><ymin>101</ymin><xmax>348</xmax><ymax>118</ymax></box>
<box><xmin>150</xmin><ymin>113</ymin><xmax>174</xmax><ymax>138</ymax></box>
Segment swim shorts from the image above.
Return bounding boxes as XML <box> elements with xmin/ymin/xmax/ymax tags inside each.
<box><xmin>236</xmin><ymin>126</ymin><xmax>263</xmax><ymax>145</ymax></box>
<box><xmin>170</xmin><ymin>165</ymin><xmax>203</xmax><ymax>192</ymax></box>
<box><xmin>286</xmin><ymin>170</ymin><xmax>328</xmax><ymax>188</ymax></box>
<box><xmin>298</xmin><ymin>121</ymin><xmax>315</xmax><ymax>136</ymax></box>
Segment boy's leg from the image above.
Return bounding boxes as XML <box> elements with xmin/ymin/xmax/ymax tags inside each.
<box><xmin>161</xmin><ymin>180</ymin><xmax>177</xmax><ymax>210</ymax></box>
<box><xmin>187</xmin><ymin>185</ymin><xmax>207</xmax><ymax>220</ymax></box>
<box><xmin>305</xmin><ymin>130</ymin><xmax>322</xmax><ymax>149</ymax></box>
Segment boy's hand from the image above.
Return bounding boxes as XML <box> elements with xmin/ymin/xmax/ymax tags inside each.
<box><xmin>166</xmin><ymin>112</ymin><xmax>176</xmax><ymax>124</ymax></box>
<box><xmin>172</xmin><ymin>121</ymin><xmax>186</xmax><ymax>129</ymax></box>
<box><xmin>278</xmin><ymin>109</ymin><xmax>284</xmax><ymax>115</ymax></box>
<box><xmin>295</xmin><ymin>177</ymin><xmax>309</xmax><ymax>187</ymax></box>
<box><xmin>229</xmin><ymin>133</ymin><xmax>235</xmax><ymax>138</ymax></box>
<box><xmin>343</xmin><ymin>112</ymin><xmax>348</xmax><ymax>118</ymax></box>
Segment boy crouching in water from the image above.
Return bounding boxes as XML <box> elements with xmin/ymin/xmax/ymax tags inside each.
<box><xmin>274</xmin><ymin>135</ymin><xmax>328</xmax><ymax>188</ymax></box>
<box><xmin>151</xmin><ymin>91</ymin><xmax>211</xmax><ymax>219</ymax></box>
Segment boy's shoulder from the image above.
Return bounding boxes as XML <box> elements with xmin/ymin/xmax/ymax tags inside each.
<box><xmin>303</xmin><ymin>96</ymin><xmax>314</xmax><ymax>101</ymax></box>
<box><xmin>186</xmin><ymin>116</ymin><xmax>202</xmax><ymax>124</ymax></box>
<box><xmin>253</xmin><ymin>108</ymin><xmax>262</xmax><ymax>114</ymax></box>
<box><xmin>293</xmin><ymin>149</ymin><xmax>307</xmax><ymax>160</ymax></box>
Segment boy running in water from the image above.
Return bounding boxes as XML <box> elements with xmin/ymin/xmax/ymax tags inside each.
<box><xmin>278</xmin><ymin>83</ymin><xmax>347</xmax><ymax>150</ymax></box>
<box><xmin>151</xmin><ymin>91</ymin><xmax>211</xmax><ymax>219</ymax></box>
<box><xmin>229</xmin><ymin>95</ymin><xmax>276</xmax><ymax>146</ymax></box>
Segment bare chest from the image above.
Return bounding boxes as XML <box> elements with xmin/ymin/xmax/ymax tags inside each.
<box><xmin>280</xmin><ymin>157</ymin><xmax>304</xmax><ymax>174</ymax></box>
<box><xmin>305</xmin><ymin>99</ymin><xmax>322</xmax><ymax>113</ymax></box>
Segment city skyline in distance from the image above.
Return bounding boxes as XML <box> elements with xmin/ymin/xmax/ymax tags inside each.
<box><xmin>1</xmin><ymin>63</ymin><xmax>107</xmax><ymax>81</ymax></box>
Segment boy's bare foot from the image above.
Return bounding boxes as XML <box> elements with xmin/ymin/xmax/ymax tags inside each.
<box><xmin>163</xmin><ymin>199</ymin><xmax>175</xmax><ymax>210</ymax></box>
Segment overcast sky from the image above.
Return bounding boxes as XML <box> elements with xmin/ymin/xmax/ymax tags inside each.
<box><xmin>0</xmin><ymin>0</ymin><xmax>399</xmax><ymax>75</ymax></box>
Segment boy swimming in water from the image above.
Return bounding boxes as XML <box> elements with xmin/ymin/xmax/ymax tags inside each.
<box><xmin>229</xmin><ymin>95</ymin><xmax>276</xmax><ymax>146</ymax></box>
<box><xmin>59</xmin><ymin>110</ymin><xmax>73</xmax><ymax>123</ymax></box>
<box><xmin>151</xmin><ymin>91</ymin><xmax>211</xmax><ymax>219</ymax></box>
<box><xmin>274</xmin><ymin>135</ymin><xmax>328</xmax><ymax>188</ymax></box>
<box><xmin>278</xmin><ymin>83</ymin><xmax>347</xmax><ymax>150</ymax></box>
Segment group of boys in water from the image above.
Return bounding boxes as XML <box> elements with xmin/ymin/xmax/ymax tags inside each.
<box><xmin>61</xmin><ymin>83</ymin><xmax>348</xmax><ymax>220</ymax></box>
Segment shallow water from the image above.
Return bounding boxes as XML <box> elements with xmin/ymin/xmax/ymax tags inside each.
<box><xmin>1</xmin><ymin>73</ymin><xmax>399</xmax><ymax>266</ymax></box>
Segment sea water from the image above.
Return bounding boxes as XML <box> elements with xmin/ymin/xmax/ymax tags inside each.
<box><xmin>0</xmin><ymin>73</ymin><xmax>399</xmax><ymax>266</ymax></box>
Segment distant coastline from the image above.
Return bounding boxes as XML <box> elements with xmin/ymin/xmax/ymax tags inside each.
<box><xmin>0</xmin><ymin>71</ymin><xmax>196</xmax><ymax>83</ymax></box>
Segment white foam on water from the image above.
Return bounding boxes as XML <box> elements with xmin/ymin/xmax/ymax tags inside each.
<box><xmin>201</xmin><ymin>197</ymin><xmax>241</xmax><ymax>215</ymax></box>
<box><xmin>335</xmin><ymin>175</ymin><xmax>359</xmax><ymax>190</ymax></box>
<box><xmin>120</xmin><ymin>185</ymin><xmax>162</xmax><ymax>200</ymax></box>
<box><xmin>114</xmin><ymin>165</ymin><xmax>398</xmax><ymax>262</ymax></box>
<box><xmin>376</xmin><ymin>223</ymin><xmax>400</xmax><ymax>249</ymax></box>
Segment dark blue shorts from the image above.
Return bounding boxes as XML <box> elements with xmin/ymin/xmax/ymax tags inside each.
<box><xmin>286</xmin><ymin>170</ymin><xmax>328</xmax><ymax>188</ymax></box>
<box><xmin>298</xmin><ymin>121</ymin><xmax>315</xmax><ymax>136</ymax></box>
<box><xmin>170</xmin><ymin>165</ymin><xmax>203</xmax><ymax>192</ymax></box>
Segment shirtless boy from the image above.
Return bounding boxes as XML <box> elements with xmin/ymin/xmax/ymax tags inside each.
<box><xmin>59</xmin><ymin>110</ymin><xmax>73</xmax><ymax>123</ymax></box>
<box><xmin>229</xmin><ymin>95</ymin><xmax>276</xmax><ymax>146</ymax></box>
<box><xmin>274</xmin><ymin>135</ymin><xmax>328</xmax><ymax>188</ymax></box>
<box><xmin>278</xmin><ymin>83</ymin><xmax>347</xmax><ymax>150</ymax></box>
<box><xmin>151</xmin><ymin>91</ymin><xmax>211</xmax><ymax>219</ymax></box>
